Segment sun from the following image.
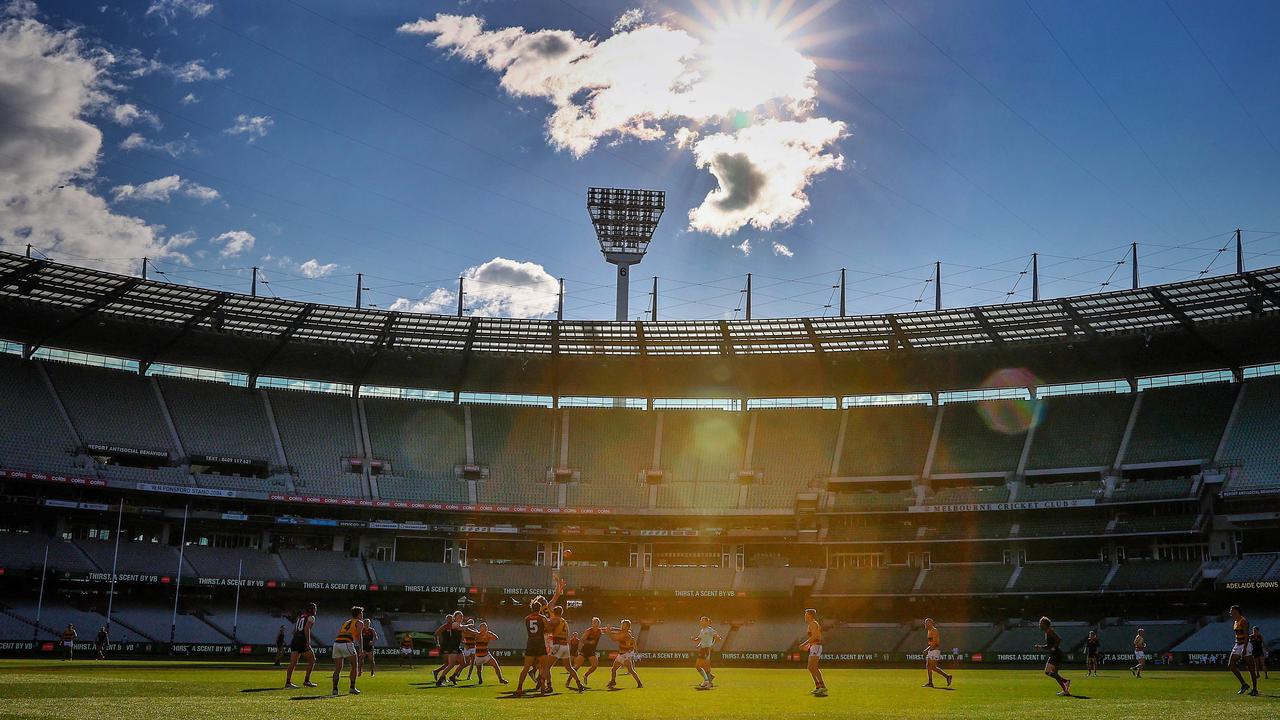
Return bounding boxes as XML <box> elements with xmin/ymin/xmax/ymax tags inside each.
<box><xmin>675</xmin><ymin>1</ymin><xmax>829</xmax><ymax>119</ymax></box>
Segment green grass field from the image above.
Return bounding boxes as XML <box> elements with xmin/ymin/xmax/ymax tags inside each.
<box><xmin>0</xmin><ymin>660</ymin><xmax>1274</xmax><ymax>720</ymax></box>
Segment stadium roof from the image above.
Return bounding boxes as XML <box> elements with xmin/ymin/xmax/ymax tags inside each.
<box><xmin>2</xmin><ymin>251</ymin><xmax>1279</xmax><ymax>398</ymax></box>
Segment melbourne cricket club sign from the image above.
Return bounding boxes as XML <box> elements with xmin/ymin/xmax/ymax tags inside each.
<box><xmin>908</xmin><ymin>499</ymin><xmax>1096</xmax><ymax>513</ymax></box>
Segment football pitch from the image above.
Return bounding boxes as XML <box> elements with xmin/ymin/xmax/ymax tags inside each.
<box><xmin>0</xmin><ymin>660</ymin><xmax>1275</xmax><ymax>720</ymax></box>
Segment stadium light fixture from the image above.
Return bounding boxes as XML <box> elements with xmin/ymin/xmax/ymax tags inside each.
<box><xmin>587</xmin><ymin>187</ymin><xmax>665</xmax><ymax>321</ymax></box>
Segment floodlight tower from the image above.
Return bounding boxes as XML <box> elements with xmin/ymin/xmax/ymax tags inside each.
<box><xmin>587</xmin><ymin>187</ymin><xmax>665</xmax><ymax>321</ymax></box>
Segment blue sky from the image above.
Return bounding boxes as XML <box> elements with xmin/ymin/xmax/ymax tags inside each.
<box><xmin>4</xmin><ymin>0</ymin><xmax>1279</xmax><ymax>319</ymax></box>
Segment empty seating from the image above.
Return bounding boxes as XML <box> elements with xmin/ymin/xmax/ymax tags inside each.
<box><xmin>988</xmin><ymin>623</ymin><xmax>1090</xmax><ymax>652</ymax></box>
<box><xmin>560</xmin><ymin>565</ymin><xmax>643</xmax><ymax>591</ymax></box>
<box><xmin>476</xmin><ymin>476</ymin><xmax>557</xmax><ymax>506</ymax></box>
<box><xmin>268</xmin><ymin>390</ymin><xmax>363</xmax><ymax>497</ymax></box>
<box><xmin>919</xmin><ymin>564</ymin><xmax>1013</xmax><ymax>594</ymax></box>
<box><xmin>932</xmin><ymin>400</ymin><xmax>1029</xmax><ymax>474</ymax></box>
<box><xmin>838</xmin><ymin>405</ymin><xmax>934</xmax><ymax>477</ymax></box>
<box><xmin>831</xmin><ymin>489</ymin><xmax>914</xmax><ymax>512</ymax></box>
<box><xmin>656</xmin><ymin>482</ymin><xmax>739</xmax><ymax>510</ymax></box>
<box><xmin>925</xmin><ymin>484</ymin><xmax>1010</xmax><ymax>505</ymax></box>
<box><xmin>0</xmin><ymin>356</ymin><xmax>81</xmax><ymax>472</ymax></box>
<box><xmin>159</xmin><ymin>378</ymin><xmax>276</xmax><ymax>461</ymax></box>
<box><xmin>738</xmin><ymin>566</ymin><xmax>820</xmax><ymax>593</ymax></box>
<box><xmin>97</xmin><ymin>464</ymin><xmax>191</xmax><ymax>486</ymax></box>
<box><xmin>1222</xmin><ymin>554</ymin><xmax>1278</xmax><ymax>584</ymax></box>
<box><xmin>1108</xmin><ymin>477</ymin><xmax>1194</xmax><ymax>502</ymax></box>
<box><xmin>470</xmin><ymin>405</ymin><xmax>556</xmax><ymax>483</ymax></box>
<box><xmin>564</xmin><ymin>408</ymin><xmax>654</xmax><ymax>485</ymax></box>
<box><xmin>748</xmin><ymin>409</ymin><xmax>840</xmax><ymax>488</ymax></box>
<box><xmin>183</xmin><ymin>546</ymin><xmax>283</xmax><ymax>580</ymax></box>
<box><xmin>730</xmin><ymin>619</ymin><xmax>797</xmax><ymax>651</ymax></box>
<box><xmin>1013</xmin><ymin>561</ymin><xmax>1109</xmax><ymax>593</ymax></box>
<box><xmin>1110</xmin><ymin>514</ymin><xmax>1198</xmax><ymax>534</ymax></box>
<box><xmin>1124</xmin><ymin>383</ymin><xmax>1237</xmax><ymax>464</ymax></box>
<box><xmin>110</xmin><ymin>605</ymin><xmax>229</xmax><ymax>643</ymax></box>
<box><xmin>1026</xmin><ymin>394</ymin><xmax>1132</xmax><ymax>469</ymax></box>
<box><xmin>0</xmin><ymin>533</ymin><xmax>96</xmax><ymax>573</ymax></box>
<box><xmin>73</xmin><ymin>538</ymin><xmax>193</xmax><ymax>577</ymax></box>
<box><xmin>364</xmin><ymin>398</ymin><xmax>465</xmax><ymax>480</ymax></box>
<box><xmin>47</xmin><ymin>362</ymin><xmax>174</xmax><ymax>455</ymax></box>
<box><xmin>1175</xmin><ymin>615</ymin><xmax>1280</xmax><ymax>652</ymax></box>
<box><xmin>931</xmin><ymin>624</ymin><xmax>1001</xmax><ymax>653</ymax></box>
<box><xmin>822</xmin><ymin>624</ymin><xmax>909</xmax><ymax>653</ymax></box>
<box><xmin>821</xmin><ymin>566</ymin><xmax>919</xmax><ymax>595</ymax></box>
<box><xmin>467</xmin><ymin>563</ymin><xmax>553</xmax><ymax>590</ymax></box>
<box><xmin>1221</xmin><ymin>377</ymin><xmax>1280</xmax><ymax>494</ymax></box>
<box><xmin>650</xmin><ymin>566</ymin><xmax>736</xmax><ymax>591</ymax></box>
<box><xmin>1018</xmin><ymin>480</ymin><xmax>1103</xmax><ymax>502</ymax></box>
<box><xmin>277</xmin><ymin>549</ymin><xmax>369</xmax><ymax>583</ymax></box>
<box><xmin>746</xmin><ymin>483</ymin><xmax>800</xmax><ymax>509</ymax></box>
<box><xmin>1016</xmin><ymin>514</ymin><xmax>1110</xmax><ymax>538</ymax></box>
<box><xmin>660</xmin><ymin>410</ymin><xmax>745</xmax><ymax>483</ymax></box>
<box><xmin>194</xmin><ymin>473</ymin><xmax>286</xmax><ymax>492</ymax></box>
<box><xmin>1096</xmin><ymin>623</ymin><xmax>1194</xmax><ymax>653</ymax></box>
<box><xmin>1107</xmin><ymin>561</ymin><xmax>1201</xmax><ymax>590</ymax></box>
<box><xmin>566</xmin><ymin>481</ymin><xmax>649</xmax><ymax>509</ymax></box>
<box><xmin>369</xmin><ymin>560</ymin><xmax>463</xmax><ymax>587</ymax></box>
<box><xmin>376</xmin><ymin>476</ymin><xmax>468</xmax><ymax>502</ymax></box>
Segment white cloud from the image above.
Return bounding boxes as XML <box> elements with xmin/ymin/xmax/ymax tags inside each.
<box><xmin>111</xmin><ymin>174</ymin><xmax>219</xmax><ymax>204</ymax></box>
<box><xmin>145</xmin><ymin>0</ymin><xmax>214</xmax><ymax>22</ymax></box>
<box><xmin>771</xmin><ymin>241</ymin><xmax>794</xmax><ymax>257</ymax></box>
<box><xmin>0</xmin><ymin>12</ymin><xmax>188</xmax><ymax>266</ymax></box>
<box><xmin>119</xmin><ymin>131</ymin><xmax>196</xmax><ymax>157</ymax></box>
<box><xmin>123</xmin><ymin>52</ymin><xmax>230</xmax><ymax>83</ymax></box>
<box><xmin>224</xmin><ymin>113</ymin><xmax>272</xmax><ymax>141</ymax></box>
<box><xmin>688</xmin><ymin>118</ymin><xmax>845</xmax><ymax>235</ymax></box>
<box><xmin>180</xmin><ymin>92</ymin><xmax>197</xmax><ymax>104</ymax></box>
<box><xmin>389</xmin><ymin>257</ymin><xmax>559</xmax><ymax>318</ymax></box>
<box><xmin>732</xmin><ymin>238</ymin><xmax>752</xmax><ymax>256</ymax></box>
<box><xmin>399</xmin><ymin>11</ymin><xmax>844</xmax><ymax>235</ymax></box>
<box><xmin>612</xmin><ymin>8</ymin><xmax>645</xmax><ymax>34</ymax></box>
<box><xmin>211</xmin><ymin>229</ymin><xmax>254</xmax><ymax>257</ymax></box>
<box><xmin>297</xmin><ymin>258</ymin><xmax>337</xmax><ymax>278</ymax></box>
<box><xmin>390</xmin><ymin>287</ymin><xmax>455</xmax><ymax>315</ymax></box>
<box><xmin>109</xmin><ymin>102</ymin><xmax>161</xmax><ymax>128</ymax></box>
<box><xmin>172</xmin><ymin>59</ymin><xmax>230</xmax><ymax>83</ymax></box>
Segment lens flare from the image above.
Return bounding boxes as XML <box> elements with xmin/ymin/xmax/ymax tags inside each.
<box><xmin>975</xmin><ymin>367</ymin><xmax>1044</xmax><ymax>435</ymax></box>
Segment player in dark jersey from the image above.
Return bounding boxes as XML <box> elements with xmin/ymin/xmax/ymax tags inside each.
<box><xmin>1084</xmin><ymin>630</ymin><xmax>1100</xmax><ymax>676</ymax></box>
<box><xmin>59</xmin><ymin>624</ymin><xmax>76</xmax><ymax>661</ymax></box>
<box><xmin>94</xmin><ymin>626</ymin><xmax>108</xmax><ymax>660</ymax></box>
<box><xmin>285</xmin><ymin>603</ymin><xmax>318</xmax><ymax>689</ymax></box>
<box><xmin>274</xmin><ymin>624</ymin><xmax>287</xmax><ymax>665</ymax></box>
<box><xmin>1034</xmin><ymin>616</ymin><xmax>1071</xmax><ymax>696</ymax></box>
<box><xmin>513</xmin><ymin>578</ymin><xmax>564</xmax><ymax>697</ymax></box>
<box><xmin>574</xmin><ymin>617</ymin><xmax>605</xmax><ymax>685</ymax></box>
<box><xmin>435</xmin><ymin>612</ymin><xmax>465</xmax><ymax>686</ymax></box>
<box><xmin>359</xmin><ymin>619</ymin><xmax>378</xmax><ymax>677</ymax></box>
<box><xmin>1251</xmin><ymin>626</ymin><xmax>1267</xmax><ymax>681</ymax></box>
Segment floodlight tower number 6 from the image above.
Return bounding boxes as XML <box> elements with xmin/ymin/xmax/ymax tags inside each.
<box><xmin>587</xmin><ymin>187</ymin><xmax>665</xmax><ymax>322</ymax></box>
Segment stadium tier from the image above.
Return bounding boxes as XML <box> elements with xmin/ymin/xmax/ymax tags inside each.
<box><xmin>1221</xmin><ymin>376</ymin><xmax>1280</xmax><ymax>494</ymax></box>
<box><xmin>1</xmin><ymin>252</ymin><xmax>1279</xmax><ymax>662</ymax></box>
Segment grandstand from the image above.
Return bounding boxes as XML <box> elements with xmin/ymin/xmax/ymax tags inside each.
<box><xmin>0</xmin><ymin>251</ymin><xmax>1278</xmax><ymax>663</ymax></box>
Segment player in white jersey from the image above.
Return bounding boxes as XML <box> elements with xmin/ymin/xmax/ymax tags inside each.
<box><xmin>691</xmin><ymin>616</ymin><xmax>722</xmax><ymax>690</ymax></box>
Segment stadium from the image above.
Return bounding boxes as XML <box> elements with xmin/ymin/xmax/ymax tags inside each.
<box><xmin>2</xmin><ymin>0</ymin><xmax>1280</xmax><ymax>718</ymax></box>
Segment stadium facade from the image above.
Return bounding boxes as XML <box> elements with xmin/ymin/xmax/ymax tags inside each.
<box><xmin>0</xmin><ymin>250</ymin><xmax>1277</xmax><ymax>666</ymax></box>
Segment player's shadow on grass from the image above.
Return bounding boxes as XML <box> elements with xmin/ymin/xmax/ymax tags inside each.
<box><xmin>924</xmin><ymin>686</ymin><xmax>955</xmax><ymax>691</ymax></box>
<box><xmin>288</xmin><ymin>695</ymin><xmax>333</xmax><ymax>701</ymax></box>
<box><xmin>240</xmin><ymin>687</ymin><xmax>288</xmax><ymax>693</ymax></box>
<box><xmin>496</xmin><ymin>691</ymin><xmax>560</xmax><ymax>700</ymax></box>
